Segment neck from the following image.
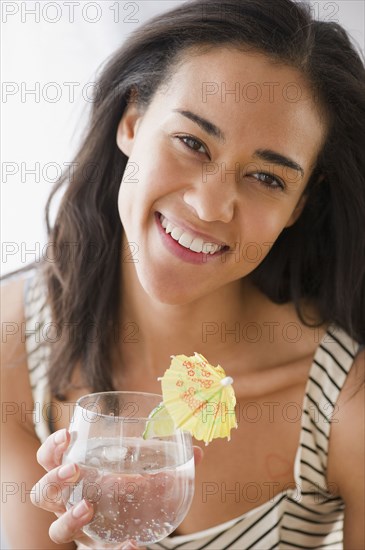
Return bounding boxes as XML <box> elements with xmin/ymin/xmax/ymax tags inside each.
<box><xmin>117</xmin><ymin>254</ymin><xmax>258</xmax><ymax>377</ymax></box>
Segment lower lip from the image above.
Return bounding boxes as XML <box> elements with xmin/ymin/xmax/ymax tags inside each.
<box><xmin>154</xmin><ymin>212</ymin><xmax>227</xmax><ymax>265</ymax></box>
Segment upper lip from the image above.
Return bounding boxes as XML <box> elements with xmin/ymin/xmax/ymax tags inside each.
<box><xmin>158</xmin><ymin>212</ymin><xmax>228</xmax><ymax>248</ymax></box>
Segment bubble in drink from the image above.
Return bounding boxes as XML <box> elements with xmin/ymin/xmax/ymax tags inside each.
<box><xmin>63</xmin><ymin>437</ymin><xmax>194</xmax><ymax>546</ymax></box>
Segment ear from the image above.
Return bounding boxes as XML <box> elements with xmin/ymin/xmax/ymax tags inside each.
<box><xmin>116</xmin><ymin>101</ymin><xmax>144</xmax><ymax>157</ymax></box>
<box><xmin>285</xmin><ymin>193</ymin><xmax>307</xmax><ymax>228</ymax></box>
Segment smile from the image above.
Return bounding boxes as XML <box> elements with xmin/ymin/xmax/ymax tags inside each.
<box><xmin>159</xmin><ymin>213</ymin><xmax>225</xmax><ymax>254</ymax></box>
<box><xmin>155</xmin><ymin>212</ymin><xmax>229</xmax><ymax>264</ymax></box>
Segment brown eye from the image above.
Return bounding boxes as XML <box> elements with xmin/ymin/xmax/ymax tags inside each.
<box><xmin>177</xmin><ymin>135</ymin><xmax>207</xmax><ymax>155</ymax></box>
<box><xmin>251</xmin><ymin>172</ymin><xmax>285</xmax><ymax>190</ymax></box>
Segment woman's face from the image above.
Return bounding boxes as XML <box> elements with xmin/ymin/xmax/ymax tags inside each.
<box><xmin>116</xmin><ymin>47</ymin><xmax>326</xmax><ymax>304</ymax></box>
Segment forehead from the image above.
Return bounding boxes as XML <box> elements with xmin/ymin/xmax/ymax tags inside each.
<box><xmin>156</xmin><ymin>47</ymin><xmax>326</xmax><ymax>169</ymax></box>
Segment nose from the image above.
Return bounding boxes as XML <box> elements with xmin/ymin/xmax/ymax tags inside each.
<box><xmin>182</xmin><ymin>167</ymin><xmax>237</xmax><ymax>223</ymax></box>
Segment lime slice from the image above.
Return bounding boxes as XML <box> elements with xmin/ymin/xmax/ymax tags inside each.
<box><xmin>142</xmin><ymin>403</ymin><xmax>175</xmax><ymax>439</ymax></box>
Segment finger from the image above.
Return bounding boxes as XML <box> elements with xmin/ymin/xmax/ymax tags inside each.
<box><xmin>48</xmin><ymin>499</ymin><xmax>93</xmax><ymax>544</ymax></box>
<box><xmin>76</xmin><ymin>540</ymin><xmax>144</xmax><ymax>550</ymax></box>
<box><xmin>193</xmin><ymin>445</ymin><xmax>204</xmax><ymax>467</ymax></box>
<box><xmin>120</xmin><ymin>541</ymin><xmax>142</xmax><ymax>550</ymax></box>
<box><xmin>37</xmin><ymin>429</ymin><xmax>71</xmax><ymax>472</ymax></box>
<box><xmin>31</xmin><ymin>462</ymin><xmax>80</xmax><ymax>513</ymax></box>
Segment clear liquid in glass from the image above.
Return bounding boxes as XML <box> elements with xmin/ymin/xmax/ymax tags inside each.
<box><xmin>63</xmin><ymin>436</ymin><xmax>194</xmax><ymax>545</ymax></box>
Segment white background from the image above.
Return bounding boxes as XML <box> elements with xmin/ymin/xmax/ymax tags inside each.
<box><xmin>1</xmin><ymin>0</ymin><xmax>364</xmax><ymax>279</ymax></box>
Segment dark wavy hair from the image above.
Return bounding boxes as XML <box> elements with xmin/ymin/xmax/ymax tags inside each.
<box><xmin>6</xmin><ymin>0</ymin><xmax>365</xmax><ymax>398</ymax></box>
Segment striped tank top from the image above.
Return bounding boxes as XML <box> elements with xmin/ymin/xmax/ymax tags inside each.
<box><xmin>24</xmin><ymin>269</ymin><xmax>362</xmax><ymax>550</ymax></box>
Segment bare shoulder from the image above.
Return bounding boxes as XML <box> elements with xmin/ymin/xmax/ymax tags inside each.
<box><xmin>327</xmin><ymin>347</ymin><xmax>364</xmax><ymax>491</ymax></box>
<box><xmin>1</xmin><ymin>274</ymin><xmax>76</xmax><ymax>549</ymax></box>
<box><xmin>1</xmin><ymin>274</ymin><xmax>36</xmax><ymax>432</ymax></box>
<box><xmin>1</xmin><ymin>274</ymin><xmax>27</xmax><ymax>367</ymax></box>
<box><xmin>327</xmin><ymin>347</ymin><xmax>365</xmax><ymax>549</ymax></box>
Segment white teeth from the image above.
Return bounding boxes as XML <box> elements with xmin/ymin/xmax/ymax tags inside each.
<box><xmin>202</xmin><ymin>242</ymin><xmax>217</xmax><ymax>254</ymax></box>
<box><xmin>171</xmin><ymin>227</ymin><xmax>184</xmax><ymax>240</ymax></box>
<box><xmin>166</xmin><ymin>222</ymin><xmax>174</xmax><ymax>234</ymax></box>
<box><xmin>159</xmin><ymin>214</ymin><xmax>225</xmax><ymax>255</ymax></box>
<box><xmin>204</xmin><ymin>243</ymin><xmax>222</xmax><ymax>254</ymax></box>
<box><xmin>178</xmin><ymin>232</ymin><xmax>194</xmax><ymax>249</ymax></box>
<box><xmin>190</xmin><ymin>238</ymin><xmax>204</xmax><ymax>253</ymax></box>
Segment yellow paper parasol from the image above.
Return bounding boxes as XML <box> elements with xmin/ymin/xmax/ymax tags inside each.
<box><xmin>158</xmin><ymin>352</ymin><xmax>238</xmax><ymax>445</ymax></box>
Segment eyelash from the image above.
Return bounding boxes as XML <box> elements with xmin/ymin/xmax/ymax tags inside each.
<box><xmin>176</xmin><ymin>135</ymin><xmax>208</xmax><ymax>156</ymax></box>
<box><xmin>175</xmin><ymin>135</ymin><xmax>285</xmax><ymax>191</ymax></box>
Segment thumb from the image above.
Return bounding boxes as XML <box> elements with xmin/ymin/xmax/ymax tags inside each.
<box><xmin>193</xmin><ymin>445</ymin><xmax>204</xmax><ymax>467</ymax></box>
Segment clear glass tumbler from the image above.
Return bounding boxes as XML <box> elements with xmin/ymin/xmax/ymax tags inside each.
<box><xmin>62</xmin><ymin>391</ymin><xmax>195</xmax><ymax>547</ymax></box>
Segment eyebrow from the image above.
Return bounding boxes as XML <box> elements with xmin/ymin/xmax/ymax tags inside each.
<box><xmin>172</xmin><ymin>108</ymin><xmax>304</xmax><ymax>177</ymax></box>
<box><xmin>253</xmin><ymin>149</ymin><xmax>304</xmax><ymax>178</ymax></box>
<box><xmin>172</xmin><ymin>108</ymin><xmax>225</xmax><ymax>143</ymax></box>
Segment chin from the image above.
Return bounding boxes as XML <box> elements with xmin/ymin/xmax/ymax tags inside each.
<box><xmin>137</xmin><ymin>266</ymin><xmax>208</xmax><ymax>306</ymax></box>
<box><xmin>144</xmin><ymin>279</ymin><xmax>199</xmax><ymax>306</ymax></box>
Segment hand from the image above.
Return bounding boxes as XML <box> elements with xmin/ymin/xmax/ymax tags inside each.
<box><xmin>32</xmin><ymin>428</ymin><xmax>204</xmax><ymax>548</ymax></box>
<box><xmin>31</xmin><ymin>429</ymin><xmax>139</xmax><ymax>549</ymax></box>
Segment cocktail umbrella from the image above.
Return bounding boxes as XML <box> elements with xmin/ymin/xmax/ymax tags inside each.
<box><xmin>158</xmin><ymin>352</ymin><xmax>237</xmax><ymax>445</ymax></box>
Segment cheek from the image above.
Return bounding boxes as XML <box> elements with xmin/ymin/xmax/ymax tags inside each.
<box><xmin>117</xmin><ymin>176</ymin><xmax>132</xmax><ymax>226</ymax></box>
<box><xmin>232</xmin><ymin>201</ymin><xmax>294</xmax><ymax>271</ymax></box>
<box><xmin>122</xmin><ymin>145</ymin><xmax>190</xmax><ymax>212</ymax></box>
<box><xmin>240</xmin><ymin>202</ymin><xmax>289</xmax><ymax>242</ymax></box>
<box><xmin>143</xmin><ymin>139</ymin><xmax>195</xmax><ymax>193</ymax></box>
<box><xmin>117</xmin><ymin>150</ymin><xmax>179</xmax><ymax>237</ymax></box>
<box><xmin>117</xmin><ymin>184</ymin><xmax>124</xmax><ymax>223</ymax></box>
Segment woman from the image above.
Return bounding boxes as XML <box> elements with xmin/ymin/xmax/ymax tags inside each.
<box><xmin>1</xmin><ymin>0</ymin><xmax>364</xmax><ymax>548</ymax></box>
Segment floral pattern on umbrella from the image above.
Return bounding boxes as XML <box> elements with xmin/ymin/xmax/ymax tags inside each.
<box><xmin>158</xmin><ymin>352</ymin><xmax>238</xmax><ymax>445</ymax></box>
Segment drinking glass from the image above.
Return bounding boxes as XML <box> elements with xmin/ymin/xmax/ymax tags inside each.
<box><xmin>62</xmin><ymin>391</ymin><xmax>195</xmax><ymax>547</ymax></box>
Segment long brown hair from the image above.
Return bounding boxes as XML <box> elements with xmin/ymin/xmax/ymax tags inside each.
<box><xmin>6</xmin><ymin>0</ymin><xmax>365</xmax><ymax>398</ymax></box>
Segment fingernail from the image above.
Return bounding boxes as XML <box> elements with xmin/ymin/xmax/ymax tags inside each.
<box><xmin>58</xmin><ymin>463</ymin><xmax>77</xmax><ymax>480</ymax></box>
<box><xmin>72</xmin><ymin>500</ymin><xmax>91</xmax><ymax>519</ymax></box>
<box><xmin>54</xmin><ymin>429</ymin><xmax>67</xmax><ymax>445</ymax></box>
